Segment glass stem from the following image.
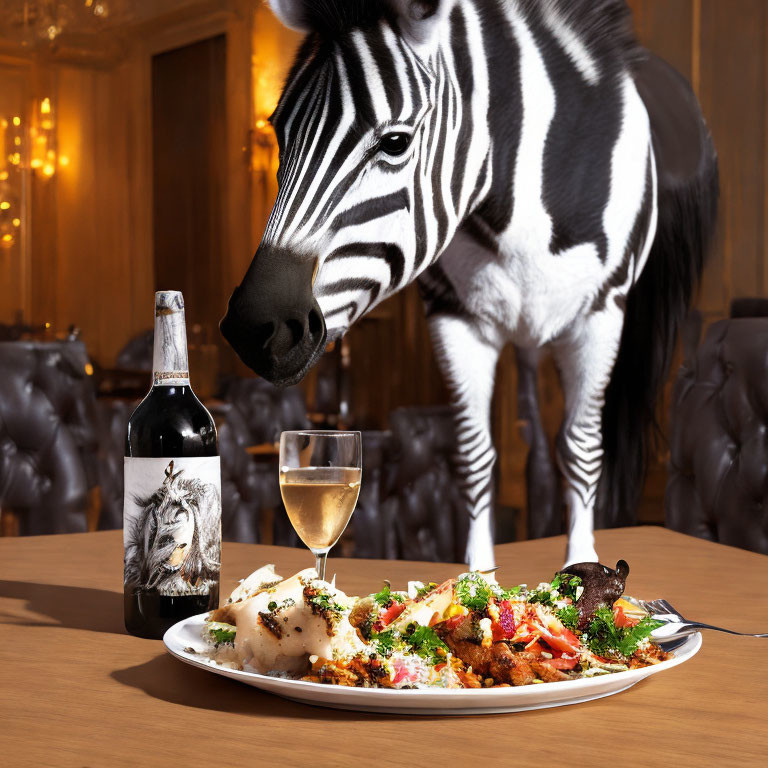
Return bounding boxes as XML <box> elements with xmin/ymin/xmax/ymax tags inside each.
<box><xmin>314</xmin><ymin>550</ymin><xmax>328</xmax><ymax>581</ymax></box>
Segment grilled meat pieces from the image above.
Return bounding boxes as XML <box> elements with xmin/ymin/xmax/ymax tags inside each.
<box><xmin>438</xmin><ymin>631</ymin><xmax>536</xmax><ymax>686</ymax></box>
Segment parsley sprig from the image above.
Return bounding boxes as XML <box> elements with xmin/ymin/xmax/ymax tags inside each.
<box><xmin>207</xmin><ymin>622</ymin><xmax>236</xmax><ymax>645</ymax></box>
<box><xmin>552</xmin><ymin>573</ymin><xmax>583</xmax><ymax>601</ymax></box>
<box><xmin>373</xmin><ymin>581</ymin><xmax>406</xmax><ymax>607</ymax></box>
<box><xmin>585</xmin><ymin>606</ymin><xmax>663</xmax><ymax>657</ymax></box>
<box><xmin>556</xmin><ymin>604</ymin><xmax>580</xmax><ymax>631</ymax></box>
<box><xmin>455</xmin><ymin>572</ymin><xmax>492</xmax><ymax>611</ymax></box>
<box><xmin>370</xmin><ymin>629</ymin><xmax>397</xmax><ymax>657</ymax></box>
<box><xmin>495</xmin><ymin>585</ymin><xmax>522</xmax><ymax>601</ymax></box>
<box><xmin>309</xmin><ymin>592</ymin><xmax>345</xmax><ymax>615</ymax></box>
<box><xmin>403</xmin><ymin>624</ymin><xmax>449</xmax><ymax>665</ymax></box>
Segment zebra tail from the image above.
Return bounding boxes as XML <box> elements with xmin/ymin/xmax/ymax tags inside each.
<box><xmin>596</xmin><ymin>52</ymin><xmax>719</xmax><ymax>527</ymax></box>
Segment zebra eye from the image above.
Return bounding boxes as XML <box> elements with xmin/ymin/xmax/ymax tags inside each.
<box><xmin>379</xmin><ymin>132</ymin><xmax>411</xmax><ymax>157</ymax></box>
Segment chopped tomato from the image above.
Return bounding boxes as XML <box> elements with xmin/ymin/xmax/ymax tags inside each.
<box><xmin>613</xmin><ymin>605</ymin><xmax>638</xmax><ymax>629</ymax></box>
<box><xmin>539</xmin><ymin>631</ymin><xmax>579</xmax><ymax>655</ymax></box>
<box><xmin>381</xmin><ymin>602</ymin><xmax>406</xmax><ymax>626</ymax></box>
<box><xmin>547</xmin><ymin>655</ymin><xmax>579</xmax><ymax>670</ymax></box>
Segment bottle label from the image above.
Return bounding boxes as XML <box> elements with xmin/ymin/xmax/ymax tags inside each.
<box><xmin>124</xmin><ymin>456</ymin><xmax>221</xmax><ymax>596</ymax></box>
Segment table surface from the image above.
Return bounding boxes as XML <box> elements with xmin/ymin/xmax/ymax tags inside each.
<box><xmin>2</xmin><ymin>527</ymin><xmax>767</xmax><ymax>767</ymax></box>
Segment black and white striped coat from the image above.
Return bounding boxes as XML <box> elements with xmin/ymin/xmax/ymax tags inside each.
<box><xmin>221</xmin><ymin>0</ymin><xmax>717</xmax><ymax>569</ymax></box>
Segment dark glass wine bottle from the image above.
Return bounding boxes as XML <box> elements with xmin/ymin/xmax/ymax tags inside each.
<box><xmin>123</xmin><ymin>290</ymin><xmax>221</xmax><ymax>639</ymax></box>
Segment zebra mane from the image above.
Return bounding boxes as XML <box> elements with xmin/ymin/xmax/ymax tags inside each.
<box><xmin>518</xmin><ymin>0</ymin><xmax>640</xmax><ymax>66</ymax></box>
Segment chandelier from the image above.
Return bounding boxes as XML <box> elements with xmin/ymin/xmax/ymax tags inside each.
<box><xmin>0</xmin><ymin>1</ymin><xmax>130</xmax><ymax>47</ymax></box>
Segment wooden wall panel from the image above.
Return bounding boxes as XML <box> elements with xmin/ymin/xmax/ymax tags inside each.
<box><xmin>629</xmin><ymin>0</ymin><xmax>694</xmax><ymax>80</ymax></box>
<box><xmin>0</xmin><ymin>57</ymin><xmax>31</xmax><ymax>324</ymax></box>
<box><xmin>152</xmin><ymin>35</ymin><xmax>228</xmax><ymax>338</ymax></box>
<box><xmin>699</xmin><ymin>0</ymin><xmax>765</xmax><ymax>312</ymax></box>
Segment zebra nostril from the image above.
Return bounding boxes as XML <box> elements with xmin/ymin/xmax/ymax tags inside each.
<box><xmin>308</xmin><ymin>307</ymin><xmax>322</xmax><ymax>336</ymax></box>
<box><xmin>258</xmin><ymin>321</ymin><xmax>276</xmax><ymax>350</ymax></box>
<box><xmin>285</xmin><ymin>318</ymin><xmax>305</xmax><ymax>347</ymax></box>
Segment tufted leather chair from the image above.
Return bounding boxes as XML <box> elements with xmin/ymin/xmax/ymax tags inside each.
<box><xmin>0</xmin><ymin>341</ymin><xmax>99</xmax><ymax>535</ymax></box>
<box><xmin>116</xmin><ymin>330</ymin><xmax>154</xmax><ymax>371</ymax></box>
<box><xmin>218</xmin><ymin>378</ymin><xmax>310</xmax><ymax>546</ymax></box>
<box><xmin>384</xmin><ymin>406</ymin><xmax>468</xmax><ymax>562</ymax></box>
<box><xmin>666</xmin><ymin>311</ymin><xmax>768</xmax><ymax>554</ymax></box>
<box><xmin>95</xmin><ymin>398</ymin><xmax>137</xmax><ymax>530</ymax></box>
<box><xmin>348</xmin><ymin>431</ymin><xmax>397</xmax><ymax>558</ymax></box>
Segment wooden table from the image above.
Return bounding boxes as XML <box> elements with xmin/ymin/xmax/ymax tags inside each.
<box><xmin>2</xmin><ymin>527</ymin><xmax>767</xmax><ymax>767</ymax></box>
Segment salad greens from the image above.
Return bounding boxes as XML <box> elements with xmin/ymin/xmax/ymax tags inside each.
<box><xmin>585</xmin><ymin>606</ymin><xmax>663</xmax><ymax>657</ymax></box>
<box><xmin>373</xmin><ymin>582</ymin><xmax>406</xmax><ymax>607</ymax></box>
<box><xmin>455</xmin><ymin>572</ymin><xmax>493</xmax><ymax>611</ymax></box>
<box><xmin>207</xmin><ymin>622</ymin><xmax>236</xmax><ymax>645</ymax></box>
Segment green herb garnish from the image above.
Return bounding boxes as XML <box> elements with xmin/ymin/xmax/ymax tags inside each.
<box><xmin>556</xmin><ymin>605</ymin><xmax>580</xmax><ymax>632</ymax></box>
<box><xmin>309</xmin><ymin>592</ymin><xmax>345</xmax><ymax>615</ymax></box>
<box><xmin>528</xmin><ymin>586</ymin><xmax>555</xmax><ymax>606</ymax></box>
<box><xmin>557</xmin><ymin>574</ymin><xmax>583</xmax><ymax>601</ymax></box>
<box><xmin>207</xmin><ymin>622</ymin><xmax>236</xmax><ymax>645</ymax></box>
<box><xmin>267</xmin><ymin>601</ymin><xmax>278</xmax><ymax>612</ymax></box>
<box><xmin>585</xmin><ymin>606</ymin><xmax>663</xmax><ymax>657</ymax></box>
<box><xmin>373</xmin><ymin>582</ymin><xmax>405</xmax><ymax>607</ymax></box>
<box><xmin>496</xmin><ymin>585</ymin><xmax>522</xmax><ymax>601</ymax></box>
<box><xmin>371</xmin><ymin>629</ymin><xmax>397</xmax><ymax>657</ymax></box>
<box><xmin>455</xmin><ymin>572</ymin><xmax>492</xmax><ymax>611</ymax></box>
<box><xmin>403</xmin><ymin>624</ymin><xmax>449</xmax><ymax>665</ymax></box>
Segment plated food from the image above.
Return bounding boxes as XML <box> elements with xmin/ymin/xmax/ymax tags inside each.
<box><xmin>199</xmin><ymin>560</ymin><xmax>669</xmax><ymax>690</ymax></box>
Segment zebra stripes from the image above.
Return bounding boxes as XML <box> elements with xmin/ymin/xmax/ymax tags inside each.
<box><xmin>261</xmin><ymin>0</ymin><xmax>663</xmax><ymax>568</ymax></box>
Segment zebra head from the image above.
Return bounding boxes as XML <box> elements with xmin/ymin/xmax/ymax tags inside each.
<box><xmin>221</xmin><ymin>0</ymin><xmax>485</xmax><ymax>385</ymax></box>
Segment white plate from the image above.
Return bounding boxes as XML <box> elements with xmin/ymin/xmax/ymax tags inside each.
<box><xmin>163</xmin><ymin>614</ymin><xmax>702</xmax><ymax>715</ymax></box>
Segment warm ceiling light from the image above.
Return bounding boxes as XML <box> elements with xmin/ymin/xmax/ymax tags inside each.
<box><xmin>0</xmin><ymin>171</ymin><xmax>7</xmax><ymax>181</ymax></box>
<box><xmin>40</xmin><ymin>98</ymin><xmax>51</xmax><ymax>115</ymax></box>
<box><xmin>0</xmin><ymin>201</ymin><xmax>10</xmax><ymax>210</ymax></box>
<box><xmin>31</xmin><ymin>159</ymin><xmax>43</xmax><ymax>169</ymax></box>
<box><xmin>12</xmin><ymin>117</ymin><xmax>20</xmax><ymax>126</ymax></box>
<box><xmin>12</xmin><ymin>218</ymin><xmax>20</xmax><ymax>227</ymax></box>
<box><xmin>42</xmin><ymin>164</ymin><xmax>55</xmax><ymax>176</ymax></box>
<box><xmin>59</xmin><ymin>155</ymin><xmax>70</xmax><ymax>167</ymax></box>
<box><xmin>2</xmin><ymin>234</ymin><xmax>13</xmax><ymax>243</ymax></box>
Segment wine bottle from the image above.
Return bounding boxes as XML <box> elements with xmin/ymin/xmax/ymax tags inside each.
<box><xmin>123</xmin><ymin>290</ymin><xmax>221</xmax><ymax>639</ymax></box>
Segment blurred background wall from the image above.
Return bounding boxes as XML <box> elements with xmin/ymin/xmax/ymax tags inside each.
<box><xmin>0</xmin><ymin>0</ymin><xmax>765</xmax><ymax>540</ymax></box>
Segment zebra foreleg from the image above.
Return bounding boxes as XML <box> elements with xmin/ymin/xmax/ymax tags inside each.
<box><xmin>428</xmin><ymin>314</ymin><xmax>502</xmax><ymax>570</ymax></box>
<box><xmin>552</xmin><ymin>305</ymin><xmax>626</xmax><ymax>566</ymax></box>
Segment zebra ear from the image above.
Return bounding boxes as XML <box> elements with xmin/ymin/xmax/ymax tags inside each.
<box><xmin>389</xmin><ymin>0</ymin><xmax>456</xmax><ymax>49</ymax></box>
<box><xmin>267</xmin><ymin>0</ymin><xmax>312</xmax><ymax>32</ymax></box>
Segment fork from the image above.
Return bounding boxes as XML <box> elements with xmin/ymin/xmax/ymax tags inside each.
<box><xmin>639</xmin><ymin>598</ymin><xmax>768</xmax><ymax>638</ymax></box>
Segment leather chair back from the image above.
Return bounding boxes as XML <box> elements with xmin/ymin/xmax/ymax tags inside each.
<box><xmin>385</xmin><ymin>406</ymin><xmax>467</xmax><ymax>562</ymax></box>
<box><xmin>0</xmin><ymin>341</ymin><xmax>99</xmax><ymax>534</ymax></box>
<box><xmin>666</xmin><ymin>316</ymin><xmax>768</xmax><ymax>554</ymax></box>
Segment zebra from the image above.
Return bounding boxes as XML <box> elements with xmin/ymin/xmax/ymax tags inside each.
<box><xmin>220</xmin><ymin>0</ymin><xmax>718</xmax><ymax>569</ymax></box>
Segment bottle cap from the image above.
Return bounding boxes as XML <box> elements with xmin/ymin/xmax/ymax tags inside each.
<box><xmin>155</xmin><ymin>290</ymin><xmax>184</xmax><ymax>314</ymax></box>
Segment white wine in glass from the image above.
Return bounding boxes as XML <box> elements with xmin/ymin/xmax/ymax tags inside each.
<box><xmin>279</xmin><ymin>431</ymin><xmax>361</xmax><ymax>580</ymax></box>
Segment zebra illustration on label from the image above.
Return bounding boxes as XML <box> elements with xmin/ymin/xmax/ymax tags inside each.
<box><xmin>124</xmin><ymin>457</ymin><xmax>221</xmax><ymax>596</ymax></box>
<box><xmin>221</xmin><ymin>0</ymin><xmax>718</xmax><ymax>569</ymax></box>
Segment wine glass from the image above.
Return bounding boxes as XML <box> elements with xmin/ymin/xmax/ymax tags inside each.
<box><xmin>278</xmin><ymin>430</ymin><xmax>362</xmax><ymax>581</ymax></box>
